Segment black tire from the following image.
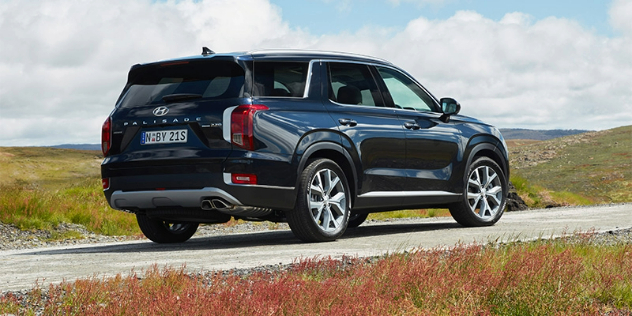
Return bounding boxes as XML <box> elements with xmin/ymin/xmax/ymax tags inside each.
<box><xmin>449</xmin><ymin>156</ymin><xmax>508</xmax><ymax>227</ymax></box>
<box><xmin>136</xmin><ymin>213</ymin><xmax>199</xmax><ymax>243</ymax></box>
<box><xmin>347</xmin><ymin>213</ymin><xmax>369</xmax><ymax>228</ymax></box>
<box><xmin>287</xmin><ymin>158</ymin><xmax>351</xmax><ymax>242</ymax></box>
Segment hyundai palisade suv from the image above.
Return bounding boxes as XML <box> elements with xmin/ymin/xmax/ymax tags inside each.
<box><xmin>101</xmin><ymin>48</ymin><xmax>509</xmax><ymax>243</ymax></box>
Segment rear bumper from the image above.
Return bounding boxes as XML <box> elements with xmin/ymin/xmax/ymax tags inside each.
<box><xmin>109</xmin><ymin>187</ymin><xmax>242</xmax><ymax>210</ymax></box>
<box><xmin>103</xmin><ymin>173</ymin><xmax>297</xmax><ymax>212</ymax></box>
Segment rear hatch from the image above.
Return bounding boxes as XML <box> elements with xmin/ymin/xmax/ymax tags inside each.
<box><xmin>106</xmin><ymin>57</ymin><xmax>250</xmax><ymax>172</ymax></box>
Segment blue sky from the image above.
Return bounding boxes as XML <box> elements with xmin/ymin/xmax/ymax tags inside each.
<box><xmin>0</xmin><ymin>0</ymin><xmax>631</xmax><ymax>146</ymax></box>
<box><xmin>271</xmin><ymin>0</ymin><xmax>614</xmax><ymax>37</ymax></box>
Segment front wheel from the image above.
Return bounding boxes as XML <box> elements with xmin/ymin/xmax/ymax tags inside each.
<box><xmin>449</xmin><ymin>157</ymin><xmax>507</xmax><ymax>227</ymax></box>
<box><xmin>287</xmin><ymin>159</ymin><xmax>351</xmax><ymax>242</ymax></box>
<box><xmin>136</xmin><ymin>213</ymin><xmax>199</xmax><ymax>243</ymax></box>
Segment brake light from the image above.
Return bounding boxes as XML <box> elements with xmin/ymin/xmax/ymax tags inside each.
<box><xmin>102</xmin><ymin>178</ymin><xmax>110</xmax><ymax>190</ymax></box>
<box><xmin>232</xmin><ymin>173</ymin><xmax>258</xmax><ymax>185</ymax></box>
<box><xmin>101</xmin><ymin>117</ymin><xmax>112</xmax><ymax>157</ymax></box>
<box><xmin>230</xmin><ymin>104</ymin><xmax>268</xmax><ymax>150</ymax></box>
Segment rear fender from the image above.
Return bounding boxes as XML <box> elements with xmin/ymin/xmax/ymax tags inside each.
<box><xmin>294</xmin><ymin>136</ymin><xmax>358</xmax><ymax>205</ymax></box>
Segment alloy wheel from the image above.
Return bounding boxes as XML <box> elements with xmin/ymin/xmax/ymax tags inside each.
<box><xmin>466</xmin><ymin>165</ymin><xmax>503</xmax><ymax>220</ymax></box>
<box><xmin>307</xmin><ymin>168</ymin><xmax>348</xmax><ymax>232</ymax></box>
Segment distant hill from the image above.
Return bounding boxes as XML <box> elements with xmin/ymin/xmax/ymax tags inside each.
<box><xmin>499</xmin><ymin>128</ymin><xmax>591</xmax><ymax>140</ymax></box>
<box><xmin>509</xmin><ymin>125</ymin><xmax>631</xmax><ymax>206</ymax></box>
<box><xmin>50</xmin><ymin>144</ymin><xmax>101</xmax><ymax>151</ymax></box>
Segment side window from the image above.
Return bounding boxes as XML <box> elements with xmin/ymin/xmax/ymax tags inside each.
<box><xmin>376</xmin><ymin>67</ymin><xmax>436</xmax><ymax>112</ymax></box>
<box><xmin>253</xmin><ymin>62</ymin><xmax>309</xmax><ymax>97</ymax></box>
<box><xmin>328</xmin><ymin>63</ymin><xmax>381</xmax><ymax>106</ymax></box>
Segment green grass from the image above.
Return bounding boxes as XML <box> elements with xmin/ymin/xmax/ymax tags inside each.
<box><xmin>2</xmin><ymin>234</ymin><xmax>630</xmax><ymax>315</ymax></box>
<box><xmin>509</xmin><ymin>125</ymin><xmax>632</xmax><ymax>207</ymax></box>
<box><xmin>368</xmin><ymin>208</ymin><xmax>451</xmax><ymax>221</ymax></box>
<box><xmin>0</xmin><ymin>147</ymin><xmax>103</xmax><ymax>190</ymax></box>
<box><xmin>0</xmin><ymin>180</ymin><xmax>139</xmax><ymax>236</ymax></box>
<box><xmin>510</xmin><ymin>174</ymin><xmax>593</xmax><ymax>208</ymax></box>
<box><xmin>0</xmin><ymin>147</ymin><xmax>139</xmax><ymax>237</ymax></box>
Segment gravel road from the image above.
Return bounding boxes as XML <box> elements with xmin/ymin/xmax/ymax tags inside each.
<box><xmin>1</xmin><ymin>204</ymin><xmax>631</xmax><ymax>292</ymax></box>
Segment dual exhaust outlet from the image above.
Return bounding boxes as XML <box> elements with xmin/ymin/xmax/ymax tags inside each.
<box><xmin>201</xmin><ymin>198</ymin><xmax>272</xmax><ymax>218</ymax></box>
<box><xmin>201</xmin><ymin>198</ymin><xmax>232</xmax><ymax>211</ymax></box>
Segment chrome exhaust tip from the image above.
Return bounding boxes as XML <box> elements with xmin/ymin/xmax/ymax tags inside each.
<box><xmin>211</xmin><ymin>198</ymin><xmax>232</xmax><ymax>210</ymax></box>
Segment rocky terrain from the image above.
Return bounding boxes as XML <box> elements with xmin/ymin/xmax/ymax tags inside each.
<box><xmin>499</xmin><ymin>128</ymin><xmax>591</xmax><ymax>140</ymax></box>
<box><xmin>509</xmin><ymin>130</ymin><xmax>610</xmax><ymax>170</ymax></box>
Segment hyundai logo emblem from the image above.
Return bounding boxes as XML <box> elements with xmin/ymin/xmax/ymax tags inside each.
<box><xmin>152</xmin><ymin>106</ymin><xmax>169</xmax><ymax>116</ymax></box>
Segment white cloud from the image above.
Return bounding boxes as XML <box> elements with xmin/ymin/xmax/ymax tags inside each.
<box><xmin>304</xmin><ymin>10</ymin><xmax>632</xmax><ymax>130</ymax></box>
<box><xmin>0</xmin><ymin>0</ymin><xmax>309</xmax><ymax>146</ymax></box>
<box><xmin>610</xmin><ymin>0</ymin><xmax>632</xmax><ymax>35</ymax></box>
<box><xmin>0</xmin><ymin>0</ymin><xmax>630</xmax><ymax>146</ymax></box>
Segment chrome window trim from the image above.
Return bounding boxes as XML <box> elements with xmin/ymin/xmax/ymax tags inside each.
<box><xmin>303</xmin><ymin>59</ymin><xmax>316</xmax><ymax>98</ymax></box>
<box><xmin>322</xmin><ymin>59</ymin><xmax>441</xmax><ymax>109</ymax></box>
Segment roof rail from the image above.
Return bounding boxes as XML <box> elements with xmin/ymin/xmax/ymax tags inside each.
<box><xmin>246</xmin><ymin>49</ymin><xmax>391</xmax><ymax>64</ymax></box>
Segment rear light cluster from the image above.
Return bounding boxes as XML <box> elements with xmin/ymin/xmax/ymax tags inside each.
<box><xmin>102</xmin><ymin>178</ymin><xmax>110</xmax><ymax>190</ymax></box>
<box><xmin>231</xmin><ymin>173</ymin><xmax>257</xmax><ymax>185</ymax></box>
<box><xmin>101</xmin><ymin>117</ymin><xmax>111</xmax><ymax>157</ymax></box>
<box><xmin>230</xmin><ymin>104</ymin><xmax>268</xmax><ymax>151</ymax></box>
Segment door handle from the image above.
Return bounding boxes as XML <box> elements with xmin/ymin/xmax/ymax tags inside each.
<box><xmin>338</xmin><ymin>118</ymin><xmax>357</xmax><ymax>126</ymax></box>
<box><xmin>404</xmin><ymin>121</ymin><xmax>420</xmax><ymax>130</ymax></box>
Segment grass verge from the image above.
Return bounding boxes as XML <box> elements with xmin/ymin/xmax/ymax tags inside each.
<box><xmin>0</xmin><ymin>179</ymin><xmax>139</xmax><ymax>237</ymax></box>
<box><xmin>1</xmin><ymin>234</ymin><xmax>630</xmax><ymax>315</ymax></box>
<box><xmin>510</xmin><ymin>174</ymin><xmax>594</xmax><ymax>208</ymax></box>
<box><xmin>368</xmin><ymin>209</ymin><xmax>451</xmax><ymax>221</ymax></box>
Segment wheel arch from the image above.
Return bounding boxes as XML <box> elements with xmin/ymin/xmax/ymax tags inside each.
<box><xmin>464</xmin><ymin>136</ymin><xmax>510</xmax><ymax>181</ymax></box>
<box><xmin>297</xmin><ymin>142</ymin><xmax>358</xmax><ymax>206</ymax></box>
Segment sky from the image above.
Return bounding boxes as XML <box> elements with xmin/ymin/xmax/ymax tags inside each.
<box><xmin>0</xmin><ymin>0</ymin><xmax>631</xmax><ymax>146</ymax></box>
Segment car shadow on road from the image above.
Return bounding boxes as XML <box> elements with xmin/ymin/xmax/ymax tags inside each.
<box><xmin>23</xmin><ymin>220</ymin><xmax>462</xmax><ymax>256</ymax></box>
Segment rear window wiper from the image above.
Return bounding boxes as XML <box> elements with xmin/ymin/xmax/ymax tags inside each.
<box><xmin>161</xmin><ymin>93</ymin><xmax>203</xmax><ymax>103</ymax></box>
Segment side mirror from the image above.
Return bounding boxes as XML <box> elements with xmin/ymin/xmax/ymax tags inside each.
<box><xmin>439</xmin><ymin>97</ymin><xmax>461</xmax><ymax>123</ymax></box>
<box><xmin>440</xmin><ymin>97</ymin><xmax>461</xmax><ymax>115</ymax></box>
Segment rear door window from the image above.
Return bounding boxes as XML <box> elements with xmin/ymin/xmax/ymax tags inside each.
<box><xmin>253</xmin><ymin>62</ymin><xmax>309</xmax><ymax>97</ymax></box>
<box><xmin>118</xmin><ymin>60</ymin><xmax>245</xmax><ymax>109</ymax></box>
<box><xmin>327</xmin><ymin>62</ymin><xmax>383</xmax><ymax>107</ymax></box>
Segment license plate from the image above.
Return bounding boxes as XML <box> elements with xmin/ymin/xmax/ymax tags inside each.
<box><xmin>141</xmin><ymin>130</ymin><xmax>187</xmax><ymax>145</ymax></box>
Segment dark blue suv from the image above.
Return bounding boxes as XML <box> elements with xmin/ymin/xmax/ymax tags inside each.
<box><xmin>101</xmin><ymin>48</ymin><xmax>509</xmax><ymax>243</ymax></box>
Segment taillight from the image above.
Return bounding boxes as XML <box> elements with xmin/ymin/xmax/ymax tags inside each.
<box><xmin>231</xmin><ymin>173</ymin><xmax>257</xmax><ymax>185</ymax></box>
<box><xmin>102</xmin><ymin>178</ymin><xmax>110</xmax><ymax>190</ymax></box>
<box><xmin>230</xmin><ymin>104</ymin><xmax>268</xmax><ymax>150</ymax></box>
<box><xmin>101</xmin><ymin>117</ymin><xmax>111</xmax><ymax>157</ymax></box>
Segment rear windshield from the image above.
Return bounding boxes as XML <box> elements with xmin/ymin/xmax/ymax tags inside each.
<box><xmin>117</xmin><ymin>60</ymin><xmax>245</xmax><ymax>109</ymax></box>
<box><xmin>252</xmin><ymin>62</ymin><xmax>309</xmax><ymax>98</ymax></box>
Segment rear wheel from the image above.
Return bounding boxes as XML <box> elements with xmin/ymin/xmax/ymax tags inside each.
<box><xmin>136</xmin><ymin>213</ymin><xmax>199</xmax><ymax>243</ymax></box>
<box><xmin>287</xmin><ymin>159</ymin><xmax>351</xmax><ymax>242</ymax></box>
<box><xmin>449</xmin><ymin>157</ymin><xmax>507</xmax><ymax>227</ymax></box>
